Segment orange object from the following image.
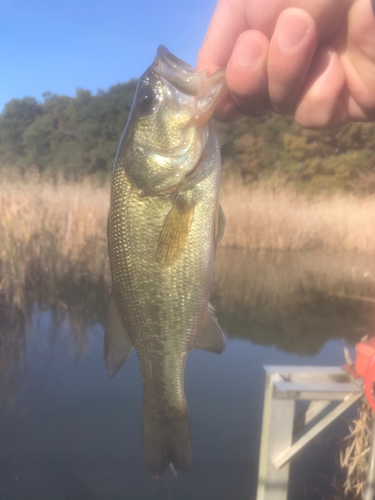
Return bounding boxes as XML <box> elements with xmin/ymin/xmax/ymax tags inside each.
<box><xmin>346</xmin><ymin>337</ymin><xmax>375</xmax><ymax>412</ymax></box>
<box><xmin>355</xmin><ymin>337</ymin><xmax>375</xmax><ymax>377</ymax></box>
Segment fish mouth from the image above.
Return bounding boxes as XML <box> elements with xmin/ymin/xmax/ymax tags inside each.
<box><xmin>153</xmin><ymin>45</ymin><xmax>228</xmax><ymax>125</ymax></box>
<box><xmin>153</xmin><ymin>46</ymin><xmax>205</xmax><ymax>96</ymax></box>
<box><xmin>155</xmin><ymin>46</ymin><xmax>196</xmax><ymax>75</ymax></box>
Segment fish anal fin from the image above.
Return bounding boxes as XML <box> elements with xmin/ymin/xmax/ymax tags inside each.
<box><xmin>104</xmin><ymin>294</ymin><xmax>133</xmax><ymax>378</ymax></box>
<box><xmin>193</xmin><ymin>303</ymin><xmax>226</xmax><ymax>354</ymax></box>
<box><xmin>157</xmin><ymin>202</ymin><xmax>195</xmax><ymax>268</ymax></box>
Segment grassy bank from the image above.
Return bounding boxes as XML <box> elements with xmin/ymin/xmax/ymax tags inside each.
<box><xmin>0</xmin><ymin>178</ymin><xmax>110</xmax><ymax>309</ymax></box>
<box><xmin>1</xmin><ymin>178</ymin><xmax>375</xmax><ymax>309</ymax></box>
<box><xmin>221</xmin><ymin>181</ymin><xmax>375</xmax><ymax>252</ymax></box>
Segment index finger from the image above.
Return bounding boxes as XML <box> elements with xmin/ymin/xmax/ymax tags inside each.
<box><xmin>197</xmin><ymin>0</ymin><xmax>248</xmax><ymax>73</ymax></box>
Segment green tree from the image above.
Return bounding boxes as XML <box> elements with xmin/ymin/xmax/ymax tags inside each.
<box><xmin>0</xmin><ymin>97</ymin><xmax>42</xmax><ymax>162</ymax></box>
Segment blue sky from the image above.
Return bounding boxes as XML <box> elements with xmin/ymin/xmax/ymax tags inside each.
<box><xmin>1</xmin><ymin>0</ymin><xmax>217</xmax><ymax>112</ymax></box>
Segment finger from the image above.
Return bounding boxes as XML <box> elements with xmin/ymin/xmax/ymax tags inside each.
<box><xmin>267</xmin><ymin>8</ymin><xmax>318</xmax><ymax>114</ymax></box>
<box><xmin>342</xmin><ymin>90</ymin><xmax>375</xmax><ymax>122</ymax></box>
<box><xmin>225</xmin><ymin>30</ymin><xmax>270</xmax><ymax>117</ymax></box>
<box><xmin>340</xmin><ymin>0</ymin><xmax>375</xmax><ymax>116</ymax></box>
<box><xmin>198</xmin><ymin>0</ymin><xmax>348</xmax><ymax>74</ymax></box>
<box><xmin>212</xmin><ymin>94</ymin><xmax>241</xmax><ymax>123</ymax></box>
<box><xmin>295</xmin><ymin>48</ymin><xmax>348</xmax><ymax>129</ymax></box>
<box><xmin>197</xmin><ymin>0</ymin><xmax>248</xmax><ymax>73</ymax></box>
<box><xmin>245</xmin><ymin>0</ymin><xmax>347</xmax><ymax>40</ymax></box>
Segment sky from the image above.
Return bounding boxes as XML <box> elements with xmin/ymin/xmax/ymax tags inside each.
<box><xmin>0</xmin><ymin>0</ymin><xmax>218</xmax><ymax>112</ymax></box>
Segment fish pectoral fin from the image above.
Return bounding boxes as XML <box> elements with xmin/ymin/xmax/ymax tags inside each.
<box><xmin>193</xmin><ymin>303</ymin><xmax>226</xmax><ymax>354</ymax></box>
<box><xmin>156</xmin><ymin>201</ymin><xmax>195</xmax><ymax>268</ymax></box>
<box><xmin>215</xmin><ymin>203</ymin><xmax>226</xmax><ymax>245</ymax></box>
<box><xmin>104</xmin><ymin>294</ymin><xmax>133</xmax><ymax>378</ymax></box>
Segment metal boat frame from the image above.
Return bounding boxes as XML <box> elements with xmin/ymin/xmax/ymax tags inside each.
<box><xmin>256</xmin><ymin>366</ymin><xmax>364</xmax><ymax>500</ymax></box>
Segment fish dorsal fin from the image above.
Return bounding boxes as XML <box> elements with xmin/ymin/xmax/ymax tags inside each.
<box><xmin>215</xmin><ymin>203</ymin><xmax>226</xmax><ymax>245</ymax></box>
<box><xmin>193</xmin><ymin>303</ymin><xmax>226</xmax><ymax>354</ymax></box>
<box><xmin>157</xmin><ymin>200</ymin><xmax>195</xmax><ymax>268</ymax></box>
<box><xmin>104</xmin><ymin>294</ymin><xmax>133</xmax><ymax>378</ymax></box>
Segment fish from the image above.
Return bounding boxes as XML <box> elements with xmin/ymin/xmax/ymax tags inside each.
<box><xmin>105</xmin><ymin>45</ymin><xmax>227</xmax><ymax>478</ymax></box>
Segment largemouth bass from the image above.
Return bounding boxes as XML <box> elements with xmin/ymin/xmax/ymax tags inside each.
<box><xmin>105</xmin><ymin>46</ymin><xmax>227</xmax><ymax>478</ymax></box>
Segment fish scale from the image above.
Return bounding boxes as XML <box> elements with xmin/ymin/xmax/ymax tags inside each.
<box><xmin>105</xmin><ymin>46</ymin><xmax>227</xmax><ymax>477</ymax></box>
<box><xmin>110</xmin><ymin>144</ymin><xmax>217</xmax><ymax>379</ymax></box>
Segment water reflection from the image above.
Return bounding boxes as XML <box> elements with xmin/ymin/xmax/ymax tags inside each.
<box><xmin>213</xmin><ymin>248</ymin><xmax>375</xmax><ymax>353</ymax></box>
<box><xmin>0</xmin><ymin>306</ymin><xmax>26</xmax><ymax>408</ymax></box>
<box><xmin>0</xmin><ymin>249</ymin><xmax>374</xmax><ymax>499</ymax></box>
<box><xmin>1</xmin><ymin>249</ymin><xmax>374</xmax><ymax>403</ymax></box>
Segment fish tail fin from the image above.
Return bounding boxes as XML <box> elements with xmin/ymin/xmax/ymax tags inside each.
<box><xmin>142</xmin><ymin>406</ymin><xmax>191</xmax><ymax>479</ymax></box>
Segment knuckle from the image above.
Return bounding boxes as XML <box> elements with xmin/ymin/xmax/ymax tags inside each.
<box><xmin>295</xmin><ymin>106</ymin><xmax>332</xmax><ymax>129</ymax></box>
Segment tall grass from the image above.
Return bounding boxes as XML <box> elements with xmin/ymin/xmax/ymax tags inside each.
<box><xmin>1</xmin><ymin>177</ymin><xmax>375</xmax><ymax>309</ymax></box>
<box><xmin>0</xmin><ymin>177</ymin><xmax>110</xmax><ymax>310</ymax></box>
<box><xmin>221</xmin><ymin>181</ymin><xmax>375</xmax><ymax>252</ymax></box>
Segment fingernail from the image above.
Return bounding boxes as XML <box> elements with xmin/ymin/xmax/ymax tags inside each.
<box><xmin>235</xmin><ymin>37</ymin><xmax>262</xmax><ymax>68</ymax></box>
<box><xmin>278</xmin><ymin>13</ymin><xmax>309</xmax><ymax>51</ymax></box>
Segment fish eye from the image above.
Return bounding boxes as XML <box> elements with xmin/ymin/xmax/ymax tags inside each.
<box><xmin>137</xmin><ymin>89</ymin><xmax>157</xmax><ymax>113</ymax></box>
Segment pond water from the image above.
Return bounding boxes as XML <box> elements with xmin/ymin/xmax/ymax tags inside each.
<box><xmin>1</xmin><ymin>249</ymin><xmax>375</xmax><ymax>500</ymax></box>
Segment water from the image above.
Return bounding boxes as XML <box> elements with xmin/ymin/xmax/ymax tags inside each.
<box><xmin>1</xmin><ymin>249</ymin><xmax>375</xmax><ymax>500</ymax></box>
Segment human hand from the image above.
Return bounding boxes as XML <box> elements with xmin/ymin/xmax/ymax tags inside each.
<box><xmin>197</xmin><ymin>0</ymin><xmax>375</xmax><ymax>129</ymax></box>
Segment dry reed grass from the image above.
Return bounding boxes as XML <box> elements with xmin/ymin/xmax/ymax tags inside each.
<box><xmin>1</xmin><ymin>177</ymin><xmax>375</xmax><ymax>309</ymax></box>
<box><xmin>0</xmin><ymin>177</ymin><xmax>110</xmax><ymax>310</ymax></box>
<box><xmin>340</xmin><ymin>401</ymin><xmax>373</xmax><ymax>498</ymax></box>
<box><xmin>221</xmin><ymin>181</ymin><xmax>375</xmax><ymax>253</ymax></box>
